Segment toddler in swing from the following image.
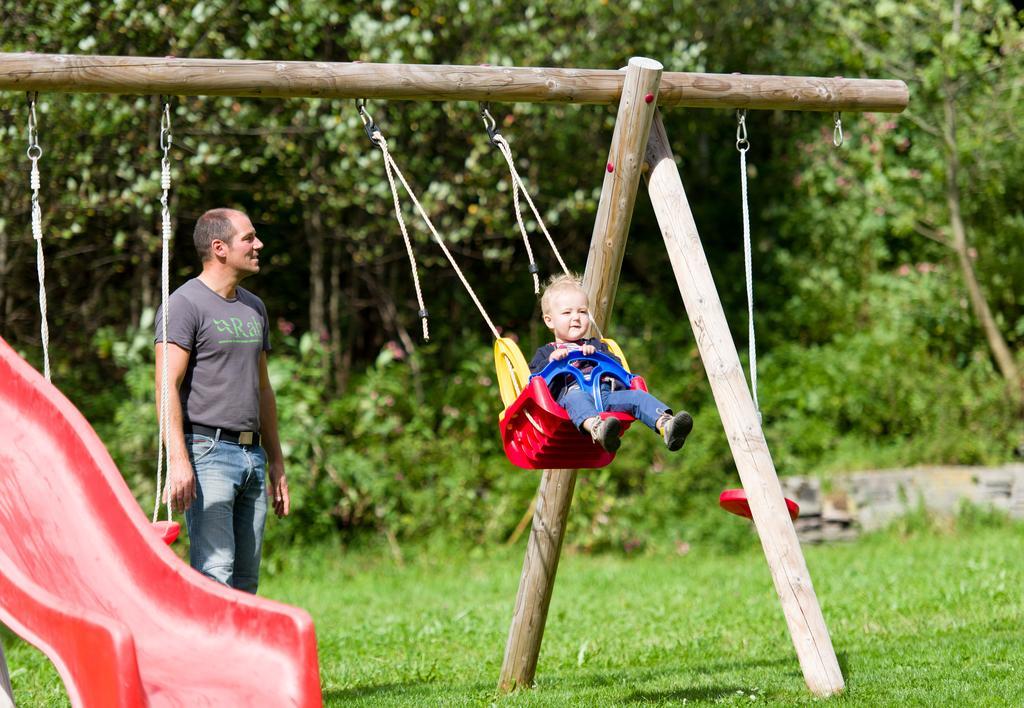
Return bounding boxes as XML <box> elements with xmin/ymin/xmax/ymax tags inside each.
<box><xmin>528</xmin><ymin>274</ymin><xmax>693</xmax><ymax>453</ymax></box>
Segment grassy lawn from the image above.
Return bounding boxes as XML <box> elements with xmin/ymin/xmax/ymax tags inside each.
<box><xmin>5</xmin><ymin>521</ymin><xmax>1023</xmax><ymax>706</ymax></box>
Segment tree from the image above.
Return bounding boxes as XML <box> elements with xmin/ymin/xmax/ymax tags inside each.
<box><xmin>822</xmin><ymin>0</ymin><xmax>1023</xmax><ymax>399</ymax></box>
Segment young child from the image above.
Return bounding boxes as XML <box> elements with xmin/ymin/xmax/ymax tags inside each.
<box><xmin>528</xmin><ymin>274</ymin><xmax>693</xmax><ymax>453</ymax></box>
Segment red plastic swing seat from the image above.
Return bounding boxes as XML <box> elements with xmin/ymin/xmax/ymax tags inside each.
<box><xmin>152</xmin><ymin>520</ymin><xmax>180</xmax><ymax>544</ymax></box>
<box><xmin>719</xmin><ymin>488</ymin><xmax>800</xmax><ymax>521</ymax></box>
<box><xmin>499</xmin><ymin>374</ymin><xmax>649</xmax><ymax>470</ymax></box>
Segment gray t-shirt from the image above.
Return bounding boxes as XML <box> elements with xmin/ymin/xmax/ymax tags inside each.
<box><xmin>154</xmin><ymin>277</ymin><xmax>270</xmax><ymax>431</ymax></box>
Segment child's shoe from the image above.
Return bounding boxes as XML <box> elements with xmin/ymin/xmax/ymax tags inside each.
<box><xmin>589</xmin><ymin>416</ymin><xmax>622</xmax><ymax>453</ymax></box>
<box><xmin>659</xmin><ymin>411</ymin><xmax>693</xmax><ymax>452</ymax></box>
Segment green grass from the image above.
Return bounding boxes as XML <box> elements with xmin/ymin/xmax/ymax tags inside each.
<box><xmin>5</xmin><ymin>522</ymin><xmax>1024</xmax><ymax>706</ymax></box>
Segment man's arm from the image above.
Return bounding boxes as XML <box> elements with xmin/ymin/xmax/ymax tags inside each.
<box><xmin>259</xmin><ymin>352</ymin><xmax>290</xmax><ymax>518</ymax></box>
<box><xmin>155</xmin><ymin>342</ymin><xmax>196</xmax><ymax>512</ymax></box>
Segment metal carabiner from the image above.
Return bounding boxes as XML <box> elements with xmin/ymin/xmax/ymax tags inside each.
<box><xmin>26</xmin><ymin>92</ymin><xmax>42</xmax><ymax>160</ymax></box>
<box><xmin>735</xmin><ymin>109</ymin><xmax>749</xmax><ymax>152</ymax></box>
<box><xmin>159</xmin><ymin>99</ymin><xmax>173</xmax><ymax>153</ymax></box>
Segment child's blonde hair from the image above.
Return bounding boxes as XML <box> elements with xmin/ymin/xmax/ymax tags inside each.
<box><xmin>540</xmin><ymin>273</ymin><xmax>587</xmax><ymax>316</ymax></box>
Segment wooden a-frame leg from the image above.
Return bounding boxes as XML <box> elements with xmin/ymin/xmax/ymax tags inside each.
<box><xmin>497</xmin><ymin>56</ymin><xmax>664</xmax><ymax>693</ymax></box>
<box><xmin>643</xmin><ymin>109</ymin><xmax>845</xmax><ymax>697</ymax></box>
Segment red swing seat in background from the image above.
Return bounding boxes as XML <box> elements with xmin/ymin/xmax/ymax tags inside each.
<box><xmin>719</xmin><ymin>488</ymin><xmax>800</xmax><ymax>521</ymax></box>
<box><xmin>152</xmin><ymin>520</ymin><xmax>180</xmax><ymax>544</ymax></box>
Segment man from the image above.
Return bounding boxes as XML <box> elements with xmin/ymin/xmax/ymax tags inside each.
<box><xmin>155</xmin><ymin>208</ymin><xmax>289</xmax><ymax>594</ymax></box>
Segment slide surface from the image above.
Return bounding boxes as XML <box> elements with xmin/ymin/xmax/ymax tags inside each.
<box><xmin>0</xmin><ymin>336</ymin><xmax>322</xmax><ymax>707</ymax></box>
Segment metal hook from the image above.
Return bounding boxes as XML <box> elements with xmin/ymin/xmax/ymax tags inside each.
<box><xmin>26</xmin><ymin>91</ymin><xmax>38</xmax><ymax>123</ymax></box>
<box><xmin>480</xmin><ymin>103</ymin><xmax>500</xmax><ymax>146</ymax></box>
<box><xmin>357</xmin><ymin>99</ymin><xmax>379</xmax><ymax>144</ymax></box>
<box><xmin>735</xmin><ymin>108</ymin><xmax>749</xmax><ymax>152</ymax></box>
<box><xmin>833</xmin><ymin>112</ymin><xmax>844</xmax><ymax>148</ymax></box>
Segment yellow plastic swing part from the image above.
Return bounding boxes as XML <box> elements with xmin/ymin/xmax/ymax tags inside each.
<box><xmin>601</xmin><ymin>338</ymin><xmax>631</xmax><ymax>373</ymax></box>
<box><xmin>492</xmin><ymin>336</ymin><xmax>632</xmax><ymax>412</ymax></box>
<box><xmin>494</xmin><ymin>338</ymin><xmax>531</xmax><ymax>410</ymax></box>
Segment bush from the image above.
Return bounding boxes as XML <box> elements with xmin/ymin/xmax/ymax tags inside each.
<box><xmin>760</xmin><ymin>267</ymin><xmax>1021</xmax><ymax>474</ymax></box>
<box><xmin>88</xmin><ymin>273</ymin><xmax>1021</xmax><ymax>556</ymax></box>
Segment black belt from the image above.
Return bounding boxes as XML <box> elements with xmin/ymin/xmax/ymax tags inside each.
<box><xmin>187</xmin><ymin>424</ymin><xmax>260</xmax><ymax>447</ymax></box>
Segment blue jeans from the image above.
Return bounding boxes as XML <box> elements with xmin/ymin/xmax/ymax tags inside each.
<box><xmin>558</xmin><ymin>384</ymin><xmax>672</xmax><ymax>432</ymax></box>
<box><xmin>184</xmin><ymin>433</ymin><xmax>267</xmax><ymax>594</ymax></box>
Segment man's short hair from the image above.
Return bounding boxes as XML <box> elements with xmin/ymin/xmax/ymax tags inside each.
<box><xmin>193</xmin><ymin>208</ymin><xmax>240</xmax><ymax>261</ymax></box>
<box><xmin>540</xmin><ymin>273</ymin><xmax>587</xmax><ymax>315</ymax></box>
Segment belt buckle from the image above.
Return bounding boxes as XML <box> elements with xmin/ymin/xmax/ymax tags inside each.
<box><xmin>238</xmin><ymin>431</ymin><xmax>254</xmax><ymax>446</ymax></box>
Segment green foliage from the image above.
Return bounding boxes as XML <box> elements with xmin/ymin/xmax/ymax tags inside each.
<box><xmin>790</xmin><ymin>0</ymin><xmax>1024</xmax><ymax>354</ymax></box>
<box><xmin>1</xmin><ymin>1</ymin><xmax>1021</xmax><ymax>552</ymax></box>
<box><xmin>91</xmin><ymin>309</ymin><xmax>163</xmax><ymax>502</ymax></box>
<box><xmin>870</xmin><ymin>496</ymin><xmax>1020</xmax><ymax>539</ymax></box>
<box><xmin>267</xmin><ymin>334</ymin><xmax>530</xmax><ymax>547</ymax></box>
<box><xmin>92</xmin><ymin>300</ymin><xmax>1019</xmax><ymax>555</ymax></box>
<box><xmin>761</xmin><ymin>267</ymin><xmax>1021</xmax><ymax>473</ymax></box>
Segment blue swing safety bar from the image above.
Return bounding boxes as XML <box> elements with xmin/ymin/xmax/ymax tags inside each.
<box><xmin>532</xmin><ymin>350</ymin><xmax>636</xmax><ymax>410</ymax></box>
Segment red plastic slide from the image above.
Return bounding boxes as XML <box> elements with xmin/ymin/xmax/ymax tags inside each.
<box><xmin>0</xmin><ymin>336</ymin><xmax>322</xmax><ymax>707</ymax></box>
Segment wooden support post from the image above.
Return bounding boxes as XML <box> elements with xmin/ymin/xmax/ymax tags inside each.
<box><xmin>495</xmin><ymin>468</ymin><xmax>577</xmax><ymax>692</ymax></box>
<box><xmin>582</xmin><ymin>57</ymin><xmax>663</xmax><ymax>324</ymax></box>
<box><xmin>642</xmin><ymin>110</ymin><xmax>845</xmax><ymax>697</ymax></box>
<box><xmin>497</xmin><ymin>57</ymin><xmax>662</xmax><ymax>693</ymax></box>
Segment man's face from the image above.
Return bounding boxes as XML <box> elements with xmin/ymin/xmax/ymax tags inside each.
<box><xmin>220</xmin><ymin>213</ymin><xmax>263</xmax><ymax>276</ymax></box>
<box><xmin>543</xmin><ymin>288</ymin><xmax>591</xmax><ymax>342</ymax></box>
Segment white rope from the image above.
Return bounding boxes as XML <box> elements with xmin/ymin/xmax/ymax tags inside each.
<box><xmin>482</xmin><ymin>107</ymin><xmax>572</xmax><ymax>292</ymax></box>
<box><xmin>26</xmin><ymin>95</ymin><xmax>50</xmax><ymax>381</ymax></box>
<box><xmin>493</xmin><ymin>133</ymin><xmax>540</xmax><ymax>294</ymax></box>
<box><xmin>736</xmin><ymin>110</ymin><xmax>760</xmax><ymax>421</ymax></box>
<box><xmin>360</xmin><ymin>105</ymin><xmax>502</xmax><ymax>341</ymax></box>
<box><xmin>154</xmin><ymin>101</ymin><xmax>173</xmax><ymax>523</ymax></box>
<box><xmin>372</xmin><ymin>132</ymin><xmax>431</xmax><ymax>341</ymax></box>
<box><xmin>482</xmin><ymin>108</ymin><xmax>604</xmax><ymax>339</ymax></box>
<box><xmin>373</xmin><ymin>129</ymin><xmax>501</xmax><ymax>340</ymax></box>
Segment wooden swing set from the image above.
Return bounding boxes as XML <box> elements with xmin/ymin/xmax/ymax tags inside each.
<box><xmin>0</xmin><ymin>51</ymin><xmax>908</xmax><ymax>699</ymax></box>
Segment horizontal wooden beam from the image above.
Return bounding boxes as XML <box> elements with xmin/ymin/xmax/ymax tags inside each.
<box><xmin>0</xmin><ymin>53</ymin><xmax>908</xmax><ymax>113</ymax></box>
